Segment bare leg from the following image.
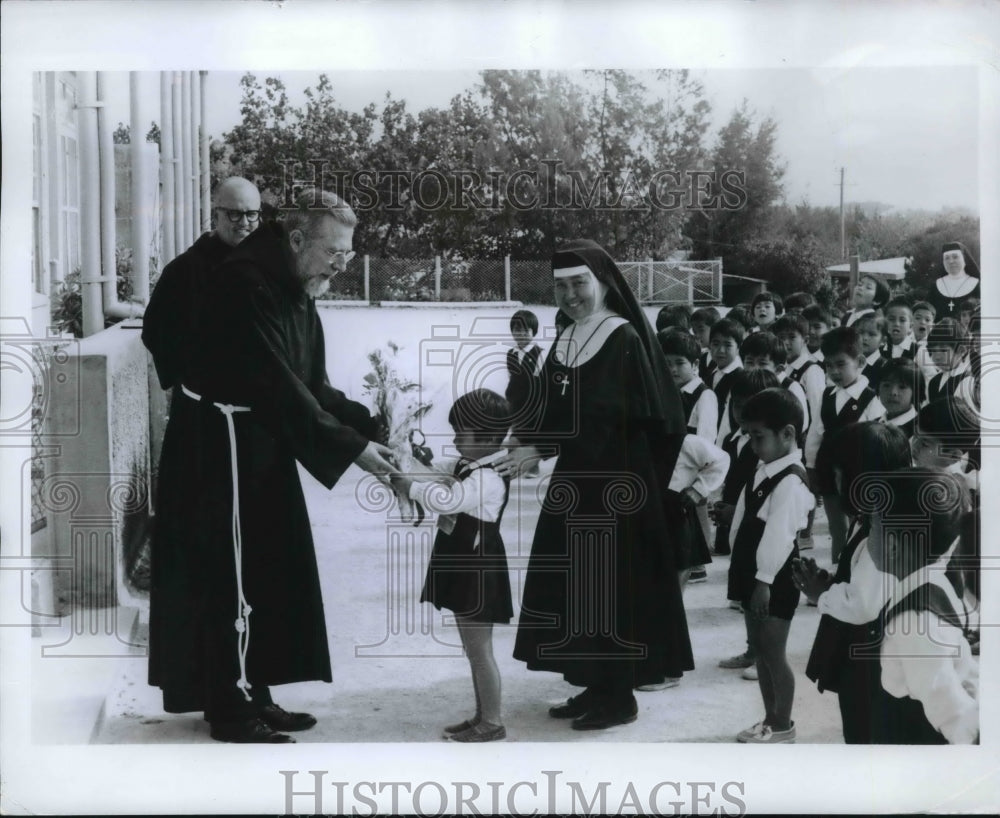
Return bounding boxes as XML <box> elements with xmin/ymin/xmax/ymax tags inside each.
<box><xmin>456</xmin><ymin>617</ymin><xmax>502</xmax><ymax>728</ymax></box>
<box><xmin>755</xmin><ymin>617</ymin><xmax>794</xmax><ymax>731</ymax></box>
<box><xmin>744</xmin><ymin>611</ymin><xmax>772</xmax><ymax>718</ymax></box>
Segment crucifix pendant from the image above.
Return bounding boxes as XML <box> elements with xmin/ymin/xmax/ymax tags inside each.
<box><xmin>949</xmin><ymin>299</ymin><xmax>955</xmax><ymax>310</ymax></box>
<box><xmin>556</xmin><ymin>372</ymin><xmax>569</xmax><ymax>395</ymax></box>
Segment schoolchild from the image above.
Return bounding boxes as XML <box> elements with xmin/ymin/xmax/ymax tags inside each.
<box><xmin>713</xmin><ymin>370</ymin><xmax>779</xmax><ymax>678</ymax></box>
<box><xmin>708</xmin><ymin>317</ymin><xmax>746</xmax><ymax>429</ymax></box>
<box><xmin>774</xmin><ymin>313</ymin><xmax>826</xmax><ymax>548</ymax></box>
<box><xmin>750</xmin><ymin>292</ymin><xmax>783</xmax><ymax>333</ymax></box>
<box><xmin>660</xmin><ymin>328</ymin><xmax>720</xmax><ymax>583</ymax></box>
<box><xmin>795</xmin><ymin>422</ymin><xmax>912</xmax><ymax>743</ymax></box>
<box><xmin>782</xmin><ymin>292</ymin><xmax>817</xmax><ymax>319</ymax></box>
<box><xmin>804</xmin><ymin>326</ymin><xmax>885</xmax><ymax>563</ymax></box>
<box><xmin>882</xmin><ymin>297</ymin><xmax>918</xmax><ymax>361</ymax></box>
<box><xmin>878</xmin><ymin>358</ymin><xmax>923</xmax><ymax>441</ymax></box>
<box><xmin>729</xmin><ymin>388</ymin><xmax>814</xmax><ymax>743</ymax></box>
<box><xmin>394</xmin><ymin>389</ymin><xmax>514</xmax><ymax>742</ymax></box>
<box><xmin>840</xmin><ymin>274</ymin><xmax>889</xmax><ymax>328</ymax></box>
<box><xmin>505</xmin><ymin>309</ymin><xmax>543</xmax><ymax>438</ymax></box>
<box><xmin>911</xmin><ymin>300</ymin><xmax>939</xmax><ymax>382</ymax></box>
<box><xmin>801</xmin><ymin>304</ymin><xmax>833</xmax><ymax>369</ymax></box>
<box><xmin>924</xmin><ymin>318</ymin><xmax>976</xmax><ymax>408</ymax></box>
<box><xmin>855</xmin><ymin>313</ymin><xmax>888</xmax><ymax>393</ymax></box>
<box><xmin>656</xmin><ymin>304</ymin><xmax>692</xmax><ymax>333</ymax></box>
<box><xmin>691</xmin><ymin>306</ymin><xmax>721</xmax><ymax>384</ymax></box>
<box><xmin>866</xmin><ymin>469</ymin><xmax>978</xmax><ymax>744</ymax></box>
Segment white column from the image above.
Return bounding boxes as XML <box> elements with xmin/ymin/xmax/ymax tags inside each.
<box><xmin>159</xmin><ymin>72</ymin><xmax>176</xmax><ymax>264</ymax></box>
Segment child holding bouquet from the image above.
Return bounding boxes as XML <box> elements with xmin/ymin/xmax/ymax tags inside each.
<box><xmin>391</xmin><ymin>388</ymin><xmax>513</xmax><ymax>743</ymax></box>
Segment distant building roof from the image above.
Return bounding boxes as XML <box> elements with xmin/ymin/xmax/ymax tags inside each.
<box><xmin>825</xmin><ymin>257</ymin><xmax>909</xmax><ymax>280</ymax></box>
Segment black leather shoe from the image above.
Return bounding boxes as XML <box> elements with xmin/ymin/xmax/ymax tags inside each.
<box><xmin>258</xmin><ymin>703</ymin><xmax>317</xmax><ymax>732</ymax></box>
<box><xmin>571</xmin><ymin>698</ymin><xmax>638</xmax><ymax>731</ymax></box>
<box><xmin>549</xmin><ymin>689</ymin><xmax>596</xmax><ymax>719</ymax></box>
<box><xmin>210</xmin><ymin>717</ymin><xmax>295</xmax><ymax>743</ymax></box>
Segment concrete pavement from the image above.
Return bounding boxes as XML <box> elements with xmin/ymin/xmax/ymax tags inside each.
<box><xmin>44</xmin><ymin>464</ymin><xmax>848</xmax><ymax>744</ymax></box>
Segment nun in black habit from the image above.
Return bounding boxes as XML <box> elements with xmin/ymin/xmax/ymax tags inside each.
<box><xmin>927</xmin><ymin>241</ymin><xmax>980</xmax><ymax>321</ymax></box>
<box><xmin>498</xmin><ymin>239</ymin><xmax>694</xmax><ymax>731</ymax></box>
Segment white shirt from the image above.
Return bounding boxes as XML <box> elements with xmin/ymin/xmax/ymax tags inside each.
<box><xmin>864</xmin><ymin>349</ymin><xmax>883</xmax><ymax>368</ymax></box>
<box><xmin>886</xmin><ymin>335</ymin><xmax>917</xmax><ymax>359</ymax></box>
<box><xmin>776</xmin><ymin>371</ymin><xmax>810</xmax><ymax>434</ymax></box>
<box><xmin>711</xmin><ymin>429</ymin><xmax>749</xmax><ymax>501</ymax></box>
<box><xmin>820</xmin><ymin>537</ymin><xmax>979</xmax><ymax>744</ymax></box>
<box><xmin>925</xmin><ymin>358</ymin><xmax>977</xmax><ymax>408</ymax></box>
<box><xmin>818</xmin><ymin>538</ymin><xmax>888</xmax><ymax>625</ymax></box>
<box><xmin>667</xmin><ymin>434</ymin><xmax>730</xmax><ymax>499</ymax></box>
<box><xmin>804</xmin><ymin>375</ymin><xmax>885</xmax><ymax>468</ymax></box>
<box><xmin>879</xmin><ymin>553</ymin><xmax>978</xmax><ymax>744</ymax></box>
<box><xmin>681</xmin><ymin>376</ymin><xmax>718</xmax><ymax>442</ymax></box>
<box><xmin>729</xmin><ymin>448</ymin><xmax>814</xmax><ymax>584</ymax></box>
<box><xmin>712</xmin><ymin>356</ymin><xmax>743</xmax><ymax>389</ymax></box>
<box><xmin>409</xmin><ymin>454</ymin><xmax>507</xmax><ymax>539</ymax></box>
<box><xmin>788</xmin><ymin>351</ymin><xmax>827</xmax><ymax>411</ymax></box>
<box><xmin>512</xmin><ymin>342</ymin><xmax>542</xmax><ymax>374</ymax></box>
<box><xmin>844</xmin><ymin>308</ymin><xmax>875</xmax><ymax>327</ymax></box>
<box><xmin>914</xmin><ymin>340</ymin><xmax>939</xmax><ymax>383</ymax></box>
<box><xmin>884</xmin><ymin>406</ymin><xmax>917</xmax><ymax>431</ymax></box>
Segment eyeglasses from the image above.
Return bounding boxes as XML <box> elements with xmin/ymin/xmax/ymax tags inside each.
<box><xmin>218</xmin><ymin>208</ymin><xmax>261</xmax><ymax>224</ymax></box>
<box><xmin>328</xmin><ymin>250</ymin><xmax>356</xmax><ymax>266</ymax></box>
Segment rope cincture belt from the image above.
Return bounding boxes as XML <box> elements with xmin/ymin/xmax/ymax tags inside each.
<box><xmin>181</xmin><ymin>385</ymin><xmax>254</xmax><ymax>702</ymax></box>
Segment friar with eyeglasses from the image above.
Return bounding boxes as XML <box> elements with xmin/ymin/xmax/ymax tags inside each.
<box><xmin>143</xmin><ymin>184</ymin><xmax>396</xmax><ymax>743</ymax></box>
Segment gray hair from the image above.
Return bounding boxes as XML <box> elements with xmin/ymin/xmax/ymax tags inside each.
<box><xmin>283</xmin><ymin>187</ymin><xmax>358</xmax><ymax>237</ymax></box>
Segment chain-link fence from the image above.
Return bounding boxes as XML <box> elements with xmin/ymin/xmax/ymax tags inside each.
<box><xmin>321</xmin><ymin>256</ymin><xmax>722</xmax><ymax>305</ymax></box>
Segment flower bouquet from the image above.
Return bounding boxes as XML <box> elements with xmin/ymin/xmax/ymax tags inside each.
<box><xmin>362</xmin><ymin>341</ymin><xmax>434</xmax><ymax>523</ymax></box>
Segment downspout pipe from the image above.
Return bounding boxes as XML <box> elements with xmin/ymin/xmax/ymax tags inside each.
<box><xmin>129</xmin><ymin>72</ymin><xmax>150</xmax><ymax>305</ymax></box>
<box><xmin>200</xmin><ymin>71</ymin><xmax>211</xmax><ymax>233</ymax></box>
<box><xmin>160</xmin><ymin>71</ymin><xmax>176</xmax><ymax>264</ymax></box>
<box><xmin>78</xmin><ymin>72</ymin><xmax>107</xmax><ymax>337</ymax></box>
<box><xmin>96</xmin><ymin>71</ymin><xmax>142</xmax><ymax>320</ymax></box>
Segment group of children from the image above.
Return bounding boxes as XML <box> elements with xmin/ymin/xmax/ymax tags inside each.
<box><xmin>654</xmin><ymin>275</ymin><xmax>980</xmax><ymax>745</ymax></box>
<box><xmin>393</xmin><ymin>279</ymin><xmax>980</xmax><ymax>745</ymax></box>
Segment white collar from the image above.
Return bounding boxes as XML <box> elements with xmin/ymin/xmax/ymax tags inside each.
<box><xmin>718</xmin><ymin>356</ymin><xmax>743</xmax><ymax>375</ymax></box>
<box><xmin>940</xmin><ymin>358</ymin><xmax>970</xmax><ymax>380</ymax></box>
<box><xmin>885</xmin><ymin>406</ymin><xmax>917</xmax><ymax>427</ymax></box>
<box><xmin>849</xmin><ymin>307</ymin><xmax>875</xmax><ymax>320</ymax></box>
<box><xmin>790</xmin><ymin>350</ymin><xmax>814</xmax><ymax>369</ymax></box>
<box><xmin>891</xmin><ymin>335</ymin><xmax>915</xmax><ymax>352</ymax></box>
<box><xmin>888</xmin><ymin>537</ymin><xmax>962</xmax><ymax>608</ymax></box>
<box><xmin>458</xmin><ymin>450</ymin><xmax>506</xmax><ymax>473</ymax></box>
<box><xmin>865</xmin><ymin>350</ymin><xmax>883</xmax><ymax>366</ymax></box>
<box><xmin>756</xmin><ymin>448</ymin><xmax>804</xmax><ymax>479</ymax></box>
<box><xmin>812</xmin><ymin>349</ymin><xmax>825</xmax><ymax>362</ymax></box>
<box><xmin>836</xmin><ymin>375</ymin><xmax>871</xmax><ymax>399</ymax></box>
<box><xmin>681</xmin><ymin>376</ymin><xmax>705</xmax><ymax>394</ymax></box>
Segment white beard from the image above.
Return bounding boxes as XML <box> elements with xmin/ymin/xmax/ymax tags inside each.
<box><xmin>303</xmin><ymin>276</ymin><xmax>331</xmax><ymax>299</ymax></box>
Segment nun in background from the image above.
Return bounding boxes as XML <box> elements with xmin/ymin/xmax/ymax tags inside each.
<box><xmin>498</xmin><ymin>239</ymin><xmax>694</xmax><ymax>731</ymax></box>
<box><xmin>927</xmin><ymin>241</ymin><xmax>980</xmax><ymax>321</ymax></box>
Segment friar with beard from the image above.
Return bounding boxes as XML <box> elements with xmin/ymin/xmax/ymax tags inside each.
<box><xmin>145</xmin><ymin>187</ymin><xmax>397</xmax><ymax>743</ymax></box>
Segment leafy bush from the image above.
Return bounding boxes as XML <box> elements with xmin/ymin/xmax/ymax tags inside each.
<box><xmin>50</xmin><ymin>269</ymin><xmax>83</xmax><ymax>337</ymax></box>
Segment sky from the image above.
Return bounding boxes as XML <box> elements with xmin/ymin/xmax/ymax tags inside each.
<box><xmin>105</xmin><ymin>64</ymin><xmax>978</xmax><ymax>214</ymax></box>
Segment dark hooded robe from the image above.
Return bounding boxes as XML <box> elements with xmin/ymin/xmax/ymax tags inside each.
<box><xmin>927</xmin><ymin>241</ymin><xmax>980</xmax><ymax>321</ymax></box>
<box><xmin>145</xmin><ymin>221</ymin><xmax>378</xmax><ymax>719</ymax></box>
<box><xmin>142</xmin><ymin>231</ymin><xmax>232</xmax><ymax>391</ymax></box>
<box><xmin>512</xmin><ymin>239</ymin><xmax>694</xmax><ymax>691</ymax></box>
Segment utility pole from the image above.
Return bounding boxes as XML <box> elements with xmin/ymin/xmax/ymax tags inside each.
<box><xmin>839</xmin><ymin>167</ymin><xmax>846</xmax><ymax>260</ymax></box>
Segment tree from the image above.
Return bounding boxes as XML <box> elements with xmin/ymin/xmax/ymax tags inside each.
<box><xmin>684</xmin><ymin>101</ymin><xmax>785</xmax><ymax>272</ymax></box>
<box><xmin>111</xmin><ymin>121</ymin><xmax>161</xmax><ymax>145</ymax></box>
<box><xmin>903</xmin><ymin>213</ymin><xmax>980</xmax><ymax>297</ymax></box>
